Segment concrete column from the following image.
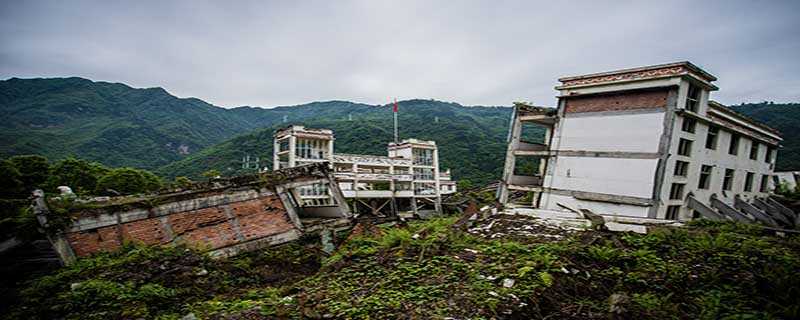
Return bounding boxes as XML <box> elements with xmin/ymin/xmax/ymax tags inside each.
<box><xmin>433</xmin><ymin>147</ymin><xmax>442</xmax><ymax>213</ymax></box>
<box><xmin>328</xmin><ymin>138</ymin><xmax>335</xmax><ymax>165</ymax></box>
<box><xmin>273</xmin><ymin>138</ymin><xmax>280</xmax><ymax>170</ymax></box>
<box><xmin>352</xmin><ymin>163</ymin><xmax>358</xmax><ymax>197</ymax></box>
<box><xmin>288</xmin><ymin>136</ymin><xmax>297</xmax><ymax>167</ymax></box>
<box><xmin>499</xmin><ymin>106</ymin><xmax>522</xmax><ymax>203</ymax></box>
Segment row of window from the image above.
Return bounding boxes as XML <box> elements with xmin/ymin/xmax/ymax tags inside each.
<box><xmin>412</xmin><ymin>148</ymin><xmax>434</xmax><ymax>166</ymax></box>
<box><xmin>679</xmin><ymin>117</ymin><xmax>775</xmax><ymax>163</ymax></box>
<box><xmin>670</xmin><ymin>162</ymin><xmax>770</xmax><ymax>200</ymax></box>
<box><xmin>295</xmin><ymin>138</ymin><xmax>329</xmax><ymax>159</ymax></box>
<box><xmin>413</xmin><ymin>167</ymin><xmax>435</xmax><ymax>180</ymax></box>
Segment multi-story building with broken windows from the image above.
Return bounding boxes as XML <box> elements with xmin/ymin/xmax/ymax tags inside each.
<box><xmin>500</xmin><ymin>62</ymin><xmax>793</xmax><ymax>226</ymax></box>
<box><xmin>273</xmin><ymin>125</ymin><xmax>455</xmax><ymax>217</ymax></box>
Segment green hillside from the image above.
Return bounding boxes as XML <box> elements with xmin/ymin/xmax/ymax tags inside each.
<box><xmin>0</xmin><ymin>77</ymin><xmax>259</xmax><ymax>169</ymax></box>
<box><xmin>0</xmin><ymin>78</ymin><xmax>379</xmax><ymax>170</ymax></box>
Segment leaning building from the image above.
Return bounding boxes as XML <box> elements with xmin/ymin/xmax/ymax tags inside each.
<box><xmin>499</xmin><ymin>62</ymin><xmax>791</xmax><ymax>225</ymax></box>
<box><xmin>273</xmin><ymin>125</ymin><xmax>456</xmax><ymax>217</ymax></box>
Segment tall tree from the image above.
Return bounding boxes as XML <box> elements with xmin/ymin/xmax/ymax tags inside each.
<box><xmin>8</xmin><ymin>155</ymin><xmax>50</xmax><ymax>191</ymax></box>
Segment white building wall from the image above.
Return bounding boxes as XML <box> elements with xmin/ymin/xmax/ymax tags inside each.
<box><xmin>557</xmin><ymin>112</ymin><xmax>665</xmax><ymax>153</ymax></box>
<box><xmin>546</xmin><ymin>156</ymin><xmax>659</xmax><ymax>198</ymax></box>
<box><xmin>541</xmin><ymin>110</ymin><xmax>665</xmax><ymax>218</ymax></box>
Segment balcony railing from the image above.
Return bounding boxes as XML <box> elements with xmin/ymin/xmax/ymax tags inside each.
<box><xmin>334</xmin><ymin>172</ymin><xmax>413</xmax><ymax>181</ymax></box>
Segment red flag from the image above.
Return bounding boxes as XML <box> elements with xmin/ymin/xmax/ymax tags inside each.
<box><xmin>393</xmin><ymin>99</ymin><xmax>398</xmax><ymax>113</ymax></box>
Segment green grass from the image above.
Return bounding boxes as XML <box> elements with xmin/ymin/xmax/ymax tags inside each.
<box><xmin>5</xmin><ymin>218</ymin><xmax>799</xmax><ymax>319</ymax></box>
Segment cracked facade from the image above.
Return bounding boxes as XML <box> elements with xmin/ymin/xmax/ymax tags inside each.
<box><xmin>500</xmin><ymin>61</ymin><xmax>796</xmax><ymax>227</ymax></box>
<box><xmin>273</xmin><ymin>125</ymin><xmax>456</xmax><ymax>217</ymax></box>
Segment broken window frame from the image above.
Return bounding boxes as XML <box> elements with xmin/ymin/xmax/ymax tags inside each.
<box><xmin>728</xmin><ymin>134</ymin><xmax>740</xmax><ymax>156</ymax></box>
<box><xmin>749</xmin><ymin>141</ymin><xmax>759</xmax><ymax>160</ymax></box>
<box><xmin>681</xmin><ymin>117</ymin><xmax>697</xmax><ymax>134</ymax></box>
<box><xmin>766</xmin><ymin>146</ymin><xmax>775</xmax><ymax>163</ymax></box>
<box><xmin>760</xmin><ymin>174</ymin><xmax>770</xmax><ymax>192</ymax></box>
<box><xmin>705</xmin><ymin>126</ymin><xmax>719</xmax><ymax>150</ymax></box>
<box><xmin>685</xmin><ymin>84</ymin><xmax>700</xmax><ymax>113</ymax></box>
<box><xmin>278</xmin><ymin>138</ymin><xmax>290</xmax><ymax>152</ymax></box>
<box><xmin>669</xmin><ymin>183</ymin><xmax>685</xmax><ymax>200</ymax></box>
<box><xmin>666</xmin><ymin>205</ymin><xmax>681</xmax><ymax>220</ymax></box>
<box><xmin>744</xmin><ymin>172</ymin><xmax>755</xmax><ymax>192</ymax></box>
<box><xmin>677</xmin><ymin>138</ymin><xmax>693</xmax><ymax>157</ymax></box>
<box><xmin>673</xmin><ymin>160</ymin><xmax>689</xmax><ymax>177</ymax></box>
<box><xmin>698</xmin><ymin>165</ymin><xmax>712</xmax><ymax>189</ymax></box>
<box><xmin>723</xmin><ymin>168</ymin><xmax>735</xmax><ymax>191</ymax></box>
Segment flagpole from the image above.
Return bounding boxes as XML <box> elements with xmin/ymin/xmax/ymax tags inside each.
<box><xmin>393</xmin><ymin>98</ymin><xmax>399</xmax><ymax>143</ymax></box>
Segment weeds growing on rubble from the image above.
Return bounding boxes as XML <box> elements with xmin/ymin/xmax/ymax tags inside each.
<box><xmin>4</xmin><ymin>217</ymin><xmax>800</xmax><ymax>319</ymax></box>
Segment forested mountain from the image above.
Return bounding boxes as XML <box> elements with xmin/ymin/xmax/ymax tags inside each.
<box><xmin>2</xmin><ymin>77</ymin><xmax>798</xmax><ymax>186</ymax></box>
<box><xmin>730</xmin><ymin>102</ymin><xmax>800</xmax><ymax>171</ymax></box>
<box><xmin>0</xmin><ymin>78</ymin><xmax>513</xmax><ymax>185</ymax></box>
<box><xmin>0</xmin><ymin>78</ymin><xmax>390</xmax><ymax>169</ymax></box>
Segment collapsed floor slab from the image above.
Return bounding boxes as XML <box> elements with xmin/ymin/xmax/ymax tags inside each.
<box><xmin>33</xmin><ymin>163</ymin><xmax>353</xmax><ymax>265</ymax></box>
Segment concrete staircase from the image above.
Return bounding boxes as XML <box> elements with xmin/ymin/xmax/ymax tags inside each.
<box><xmin>688</xmin><ymin>194</ymin><xmax>798</xmax><ymax>230</ymax></box>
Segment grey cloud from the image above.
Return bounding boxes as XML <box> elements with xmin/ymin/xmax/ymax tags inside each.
<box><xmin>1</xmin><ymin>0</ymin><xmax>799</xmax><ymax>108</ymax></box>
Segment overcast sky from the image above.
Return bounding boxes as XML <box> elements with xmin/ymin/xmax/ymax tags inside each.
<box><xmin>1</xmin><ymin>0</ymin><xmax>799</xmax><ymax>108</ymax></box>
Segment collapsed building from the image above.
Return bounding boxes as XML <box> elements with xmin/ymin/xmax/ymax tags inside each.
<box><xmin>273</xmin><ymin>125</ymin><xmax>456</xmax><ymax>218</ymax></box>
<box><xmin>35</xmin><ymin>163</ymin><xmax>352</xmax><ymax>265</ymax></box>
<box><xmin>499</xmin><ymin>61</ymin><xmax>797</xmax><ymax>228</ymax></box>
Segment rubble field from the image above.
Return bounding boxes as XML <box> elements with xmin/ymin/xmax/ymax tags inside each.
<box><xmin>4</xmin><ymin>214</ymin><xmax>800</xmax><ymax>320</ymax></box>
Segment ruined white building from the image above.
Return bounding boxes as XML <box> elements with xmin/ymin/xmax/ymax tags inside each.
<box><xmin>500</xmin><ymin>62</ymin><xmax>794</xmax><ymax>227</ymax></box>
<box><xmin>273</xmin><ymin>125</ymin><xmax>455</xmax><ymax>217</ymax></box>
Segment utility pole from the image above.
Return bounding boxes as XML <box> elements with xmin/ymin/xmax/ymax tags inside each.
<box><xmin>393</xmin><ymin>98</ymin><xmax>399</xmax><ymax>143</ymax></box>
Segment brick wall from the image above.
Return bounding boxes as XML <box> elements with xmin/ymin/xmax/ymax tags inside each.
<box><xmin>563</xmin><ymin>89</ymin><xmax>669</xmax><ymax>114</ymax></box>
<box><xmin>35</xmin><ymin>163</ymin><xmax>352</xmax><ymax>264</ymax></box>
<box><xmin>63</xmin><ymin>193</ymin><xmax>296</xmax><ymax>257</ymax></box>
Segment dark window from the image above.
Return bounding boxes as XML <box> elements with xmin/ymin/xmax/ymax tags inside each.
<box><xmin>729</xmin><ymin>134</ymin><xmax>740</xmax><ymax>155</ymax></box>
<box><xmin>766</xmin><ymin>146</ymin><xmax>774</xmax><ymax>163</ymax></box>
<box><xmin>674</xmin><ymin>160</ymin><xmax>689</xmax><ymax>177</ymax></box>
<box><xmin>669</xmin><ymin>183</ymin><xmax>685</xmax><ymax>200</ymax></box>
<box><xmin>666</xmin><ymin>205</ymin><xmax>681</xmax><ymax>220</ymax></box>
<box><xmin>681</xmin><ymin>118</ymin><xmax>697</xmax><ymax>133</ymax></box>
<box><xmin>678</xmin><ymin>138</ymin><xmax>693</xmax><ymax>156</ymax></box>
<box><xmin>749</xmin><ymin>141</ymin><xmax>759</xmax><ymax>160</ymax></box>
<box><xmin>685</xmin><ymin>84</ymin><xmax>700</xmax><ymax>112</ymax></box>
<box><xmin>706</xmin><ymin>126</ymin><xmax>719</xmax><ymax>150</ymax></box>
<box><xmin>723</xmin><ymin>169</ymin><xmax>735</xmax><ymax>191</ymax></box>
<box><xmin>760</xmin><ymin>175</ymin><xmax>770</xmax><ymax>192</ymax></box>
<box><xmin>698</xmin><ymin>165</ymin><xmax>712</xmax><ymax>189</ymax></box>
<box><xmin>744</xmin><ymin>172</ymin><xmax>755</xmax><ymax>192</ymax></box>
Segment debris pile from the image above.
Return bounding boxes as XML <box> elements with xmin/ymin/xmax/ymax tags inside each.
<box><xmin>467</xmin><ymin>213</ymin><xmax>581</xmax><ymax>243</ymax></box>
